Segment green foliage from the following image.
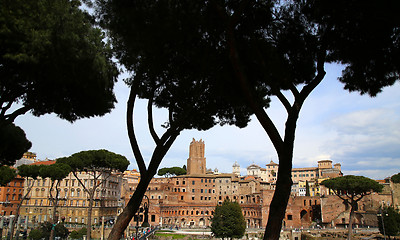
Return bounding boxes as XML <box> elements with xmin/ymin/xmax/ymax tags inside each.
<box><xmin>97</xmin><ymin>1</ymin><xmax>255</xmax><ymax>132</ymax></box>
<box><xmin>57</xmin><ymin>149</ymin><xmax>129</xmax><ymax>173</ymax></box>
<box><xmin>55</xmin><ymin>223</ymin><xmax>70</xmax><ymax>240</ymax></box>
<box><xmin>28</xmin><ymin>229</ymin><xmax>43</xmax><ymax>240</ymax></box>
<box><xmin>321</xmin><ymin>175</ymin><xmax>383</xmax><ymax>195</ymax></box>
<box><xmin>0</xmin><ymin>121</ymin><xmax>32</xmax><ymax>166</ymax></box>
<box><xmin>39</xmin><ymin>163</ymin><xmax>71</xmax><ymax>181</ymax></box>
<box><xmin>157</xmin><ymin>167</ymin><xmax>186</xmax><ymax>177</ymax></box>
<box><xmin>154</xmin><ymin>233</ymin><xmax>186</xmax><ymax>239</ymax></box>
<box><xmin>95</xmin><ymin>1</ymin><xmax>400</xmax><ymax>238</ymax></box>
<box><xmin>378</xmin><ymin>206</ymin><xmax>400</xmax><ymax>237</ymax></box>
<box><xmin>0</xmin><ymin>0</ymin><xmax>118</xmax><ymax>123</ymax></box>
<box><xmin>38</xmin><ymin>222</ymin><xmax>69</xmax><ymax>240</ymax></box>
<box><xmin>211</xmin><ymin>200</ymin><xmax>246</xmax><ymax>239</ymax></box>
<box><xmin>69</xmin><ymin>227</ymin><xmax>87</xmax><ymax>239</ymax></box>
<box><xmin>391</xmin><ymin>173</ymin><xmax>400</xmax><ymax>183</ymax></box>
<box><xmin>0</xmin><ymin>166</ymin><xmax>16</xmax><ymax>186</ymax></box>
<box><xmin>18</xmin><ymin>164</ymin><xmax>42</xmax><ymax>180</ymax></box>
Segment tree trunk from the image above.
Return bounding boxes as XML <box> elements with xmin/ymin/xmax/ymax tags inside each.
<box><xmin>87</xmin><ymin>192</ymin><xmax>95</xmax><ymax>240</ymax></box>
<box><xmin>263</xmin><ymin>149</ymin><xmax>293</xmax><ymax>240</ymax></box>
<box><xmin>107</xmin><ymin>175</ymin><xmax>152</xmax><ymax>240</ymax></box>
<box><xmin>11</xmin><ymin>203</ymin><xmax>22</xmax><ymax>240</ymax></box>
<box><xmin>49</xmin><ymin>203</ymin><xmax>57</xmax><ymax>240</ymax></box>
<box><xmin>347</xmin><ymin>205</ymin><xmax>355</xmax><ymax>240</ymax></box>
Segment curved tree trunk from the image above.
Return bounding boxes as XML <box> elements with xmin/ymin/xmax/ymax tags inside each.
<box><xmin>107</xmin><ymin>175</ymin><xmax>152</xmax><ymax>240</ymax></box>
<box><xmin>11</xmin><ymin>180</ymin><xmax>35</xmax><ymax>240</ymax></box>
<box><xmin>10</xmin><ymin>203</ymin><xmax>22</xmax><ymax>240</ymax></box>
<box><xmin>263</xmin><ymin>146</ymin><xmax>294</xmax><ymax>240</ymax></box>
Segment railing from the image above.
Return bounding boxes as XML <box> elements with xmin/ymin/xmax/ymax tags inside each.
<box><xmin>139</xmin><ymin>226</ymin><xmax>159</xmax><ymax>240</ymax></box>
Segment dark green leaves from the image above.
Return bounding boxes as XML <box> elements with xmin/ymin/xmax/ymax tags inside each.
<box><xmin>0</xmin><ymin>0</ymin><xmax>118</xmax><ymax>122</ymax></box>
<box><xmin>0</xmin><ymin>166</ymin><xmax>17</xmax><ymax>186</ymax></box>
<box><xmin>378</xmin><ymin>206</ymin><xmax>400</xmax><ymax>237</ymax></box>
<box><xmin>211</xmin><ymin>200</ymin><xmax>246</xmax><ymax>239</ymax></box>
<box><xmin>57</xmin><ymin>149</ymin><xmax>129</xmax><ymax>173</ymax></box>
<box><xmin>18</xmin><ymin>164</ymin><xmax>42</xmax><ymax>180</ymax></box>
<box><xmin>0</xmin><ymin>121</ymin><xmax>32</xmax><ymax>166</ymax></box>
<box><xmin>306</xmin><ymin>0</ymin><xmax>400</xmax><ymax>96</ymax></box>
<box><xmin>157</xmin><ymin>167</ymin><xmax>186</xmax><ymax>177</ymax></box>
<box><xmin>39</xmin><ymin>163</ymin><xmax>71</xmax><ymax>181</ymax></box>
<box><xmin>321</xmin><ymin>175</ymin><xmax>383</xmax><ymax>196</ymax></box>
<box><xmin>391</xmin><ymin>173</ymin><xmax>400</xmax><ymax>183</ymax></box>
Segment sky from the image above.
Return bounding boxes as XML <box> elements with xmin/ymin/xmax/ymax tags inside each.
<box><xmin>14</xmin><ymin>64</ymin><xmax>400</xmax><ymax>180</ymax></box>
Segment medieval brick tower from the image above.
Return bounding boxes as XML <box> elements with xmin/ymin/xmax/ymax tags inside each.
<box><xmin>187</xmin><ymin>138</ymin><xmax>206</xmax><ymax>175</ymax></box>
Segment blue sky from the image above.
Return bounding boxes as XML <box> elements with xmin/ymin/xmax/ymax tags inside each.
<box><xmin>14</xmin><ymin>64</ymin><xmax>400</xmax><ymax>180</ymax></box>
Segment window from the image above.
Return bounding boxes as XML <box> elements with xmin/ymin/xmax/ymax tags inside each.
<box><xmin>176</xmin><ymin>181</ymin><xmax>179</xmax><ymax>185</ymax></box>
<box><xmin>287</xmin><ymin>215</ymin><xmax>293</xmax><ymax>220</ymax></box>
<box><xmin>192</xmin><ymin>196</ymin><xmax>195</xmax><ymax>200</ymax></box>
<box><xmin>180</xmin><ymin>196</ymin><xmax>184</xmax><ymax>200</ymax></box>
<box><xmin>192</xmin><ymin>189</ymin><xmax>195</xmax><ymax>193</ymax></box>
<box><xmin>201</xmin><ymin>179</ymin><xmax>203</xmax><ymax>183</ymax></box>
<box><xmin>201</xmin><ymin>189</ymin><xmax>203</xmax><ymax>193</ymax></box>
<box><xmin>192</xmin><ymin>181</ymin><xmax>195</xmax><ymax>185</ymax></box>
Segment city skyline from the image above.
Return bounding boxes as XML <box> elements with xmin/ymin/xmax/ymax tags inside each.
<box><xmin>14</xmin><ymin>63</ymin><xmax>400</xmax><ymax>180</ymax></box>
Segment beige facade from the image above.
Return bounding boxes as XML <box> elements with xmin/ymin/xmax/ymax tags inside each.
<box><xmin>20</xmin><ymin>160</ymin><xmax>123</xmax><ymax>227</ymax></box>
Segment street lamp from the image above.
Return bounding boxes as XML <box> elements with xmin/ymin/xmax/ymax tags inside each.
<box><xmin>134</xmin><ymin>195</ymin><xmax>150</xmax><ymax>239</ymax></box>
<box><xmin>377</xmin><ymin>209</ymin><xmax>388</xmax><ymax>240</ymax></box>
<box><xmin>141</xmin><ymin>195</ymin><xmax>150</xmax><ymax>228</ymax></box>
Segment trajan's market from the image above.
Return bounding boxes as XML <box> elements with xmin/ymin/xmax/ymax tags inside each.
<box><xmin>1</xmin><ymin>139</ymin><xmax>398</xmax><ymax>238</ymax></box>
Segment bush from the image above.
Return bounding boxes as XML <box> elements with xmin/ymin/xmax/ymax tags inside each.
<box><xmin>69</xmin><ymin>227</ymin><xmax>87</xmax><ymax>239</ymax></box>
<box><xmin>29</xmin><ymin>229</ymin><xmax>43</xmax><ymax>240</ymax></box>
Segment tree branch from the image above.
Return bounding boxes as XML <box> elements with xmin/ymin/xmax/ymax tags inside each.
<box><xmin>274</xmin><ymin>90</ymin><xmax>291</xmax><ymax>113</ymax></box>
<box><xmin>73</xmin><ymin>171</ymin><xmax>90</xmax><ymax>194</ymax></box>
<box><xmin>298</xmin><ymin>49</ymin><xmax>326</xmax><ymax>104</ymax></box>
<box><xmin>147</xmin><ymin>92</ymin><xmax>160</xmax><ymax>144</ymax></box>
<box><xmin>224</xmin><ymin>12</ymin><xmax>284</xmax><ymax>154</ymax></box>
<box><xmin>127</xmin><ymin>84</ymin><xmax>147</xmax><ymax>175</ymax></box>
<box><xmin>4</xmin><ymin>106</ymin><xmax>30</xmax><ymax>122</ymax></box>
<box><xmin>0</xmin><ymin>101</ymin><xmax>13</xmax><ymax>119</ymax></box>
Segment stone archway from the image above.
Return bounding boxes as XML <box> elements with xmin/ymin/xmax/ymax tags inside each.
<box><xmin>199</xmin><ymin>218</ymin><xmax>205</xmax><ymax>227</ymax></box>
<box><xmin>181</xmin><ymin>218</ymin><xmax>186</xmax><ymax>228</ymax></box>
<box><xmin>300</xmin><ymin>210</ymin><xmax>308</xmax><ymax>220</ymax></box>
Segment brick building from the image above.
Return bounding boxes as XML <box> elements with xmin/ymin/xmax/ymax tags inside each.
<box><xmin>0</xmin><ymin>174</ymin><xmax>24</xmax><ymax>217</ymax></box>
<box><xmin>122</xmin><ymin>138</ymin><xmax>392</xmax><ymax>231</ymax></box>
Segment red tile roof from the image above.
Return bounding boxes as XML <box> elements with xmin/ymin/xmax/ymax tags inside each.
<box><xmin>31</xmin><ymin>160</ymin><xmax>56</xmax><ymax>165</ymax></box>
